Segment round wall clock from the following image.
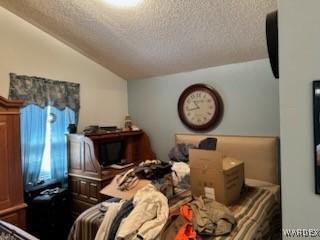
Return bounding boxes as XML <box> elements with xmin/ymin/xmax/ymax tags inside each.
<box><xmin>178</xmin><ymin>84</ymin><xmax>223</xmax><ymax>131</ymax></box>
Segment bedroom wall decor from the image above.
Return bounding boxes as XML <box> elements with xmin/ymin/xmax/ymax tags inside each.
<box><xmin>177</xmin><ymin>83</ymin><xmax>223</xmax><ymax>131</ymax></box>
<box><xmin>313</xmin><ymin>80</ymin><xmax>320</xmax><ymax>193</ymax></box>
<box><xmin>9</xmin><ymin>73</ymin><xmax>80</xmax><ymax>121</ymax></box>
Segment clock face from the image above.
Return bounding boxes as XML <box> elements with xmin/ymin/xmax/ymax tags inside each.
<box><xmin>178</xmin><ymin>84</ymin><xmax>223</xmax><ymax>131</ymax></box>
<box><xmin>183</xmin><ymin>90</ymin><xmax>216</xmax><ymax>125</ymax></box>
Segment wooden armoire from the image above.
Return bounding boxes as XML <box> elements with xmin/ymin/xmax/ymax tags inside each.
<box><xmin>0</xmin><ymin>96</ymin><xmax>27</xmax><ymax>228</ymax></box>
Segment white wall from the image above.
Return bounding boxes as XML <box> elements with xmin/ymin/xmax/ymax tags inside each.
<box><xmin>128</xmin><ymin>59</ymin><xmax>279</xmax><ymax>161</ymax></box>
<box><xmin>279</xmin><ymin>0</ymin><xmax>320</xmax><ymax>234</ymax></box>
<box><xmin>0</xmin><ymin>7</ymin><xmax>128</xmax><ymax>130</ymax></box>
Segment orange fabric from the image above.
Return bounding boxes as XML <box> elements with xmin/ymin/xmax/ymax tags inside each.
<box><xmin>175</xmin><ymin>223</ymin><xmax>197</xmax><ymax>240</ymax></box>
<box><xmin>176</xmin><ymin>205</ymin><xmax>197</xmax><ymax>240</ymax></box>
<box><xmin>180</xmin><ymin>205</ymin><xmax>193</xmax><ymax>222</ymax></box>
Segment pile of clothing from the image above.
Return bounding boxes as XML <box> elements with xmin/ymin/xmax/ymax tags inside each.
<box><xmin>95</xmin><ymin>155</ymin><xmax>236</xmax><ymax>240</ymax></box>
<box><xmin>168</xmin><ymin>138</ymin><xmax>217</xmax><ymax>190</ymax></box>
<box><xmin>159</xmin><ymin>196</ymin><xmax>236</xmax><ymax>240</ymax></box>
<box><xmin>95</xmin><ymin>184</ymin><xmax>169</xmax><ymax>240</ymax></box>
<box><xmin>95</xmin><ymin>187</ymin><xmax>235</xmax><ymax>240</ymax></box>
<box><xmin>115</xmin><ymin>160</ymin><xmax>173</xmax><ymax>192</ymax></box>
<box><xmin>168</xmin><ymin>138</ymin><xmax>217</xmax><ymax>162</ymax></box>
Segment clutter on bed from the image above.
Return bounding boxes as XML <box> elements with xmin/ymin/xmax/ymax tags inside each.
<box><xmin>153</xmin><ymin>173</ymin><xmax>175</xmax><ymax>199</ymax></box>
<box><xmin>90</xmin><ymin>184</ymin><xmax>170</xmax><ymax>240</ymax></box>
<box><xmin>100</xmin><ymin>177</ymin><xmax>150</xmax><ymax>200</ymax></box>
<box><xmin>100</xmin><ymin>160</ymin><xmax>174</xmax><ymax>200</ymax></box>
<box><xmin>160</xmin><ymin>196</ymin><xmax>236</xmax><ymax>239</ymax></box>
<box><xmin>116</xmin><ymin>168</ymin><xmax>139</xmax><ymax>191</ymax></box>
<box><xmin>168</xmin><ymin>143</ymin><xmax>195</xmax><ymax>162</ymax></box>
<box><xmin>168</xmin><ymin>137</ymin><xmax>218</xmax><ymax>162</ymax></box>
<box><xmin>189</xmin><ymin>149</ymin><xmax>244</xmax><ymax>205</ymax></box>
<box><xmin>171</xmin><ymin>162</ymin><xmax>190</xmax><ymax>189</ymax></box>
<box><xmin>69</xmin><ymin>134</ymin><xmax>280</xmax><ymax>240</ymax></box>
<box><xmin>116</xmin><ymin>184</ymin><xmax>169</xmax><ymax>240</ymax></box>
<box><xmin>135</xmin><ymin>160</ymin><xmax>172</xmax><ymax>180</ymax></box>
<box><xmin>69</xmin><ymin>182</ymin><xmax>280</xmax><ymax>240</ymax></box>
<box><xmin>175</xmin><ymin>134</ymin><xmax>279</xmax><ymax>184</ymax></box>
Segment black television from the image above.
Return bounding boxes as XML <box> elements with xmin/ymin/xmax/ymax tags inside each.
<box><xmin>99</xmin><ymin>141</ymin><xmax>124</xmax><ymax>166</ymax></box>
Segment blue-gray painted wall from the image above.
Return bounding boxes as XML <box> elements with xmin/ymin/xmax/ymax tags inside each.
<box><xmin>128</xmin><ymin>59</ymin><xmax>279</xmax><ymax>161</ymax></box>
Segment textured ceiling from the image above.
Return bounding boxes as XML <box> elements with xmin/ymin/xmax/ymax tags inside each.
<box><xmin>0</xmin><ymin>0</ymin><xmax>277</xmax><ymax>80</ymax></box>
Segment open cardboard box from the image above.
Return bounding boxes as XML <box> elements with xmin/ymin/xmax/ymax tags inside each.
<box><xmin>189</xmin><ymin>149</ymin><xmax>244</xmax><ymax>205</ymax></box>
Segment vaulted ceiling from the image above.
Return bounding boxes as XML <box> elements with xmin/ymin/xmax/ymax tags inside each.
<box><xmin>0</xmin><ymin>0</ymin><xmax>277</xmax><ymax>80</ymax></box>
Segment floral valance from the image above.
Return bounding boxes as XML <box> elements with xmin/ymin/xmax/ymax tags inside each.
<box><xmin>9</xmin><ymin>73</ymin><xmax>80</xmax><ymax>113</ymax></box>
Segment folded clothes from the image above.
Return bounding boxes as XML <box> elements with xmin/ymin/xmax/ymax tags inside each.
<box><xmin>190</xmin><ymin>196</ymin><xmax>236</xmax><ymax>236</ymax></box>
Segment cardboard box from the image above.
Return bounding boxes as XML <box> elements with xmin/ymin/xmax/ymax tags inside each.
<box><xmin>100</xmin><ymin>174</ymin><xmax>175</xmax><ymax>200</ymax></box>
<box><xmin>100</xmin><ymin>177</ymin><xmax>151</xmax><ymax>200</ymax></box>
<box><xmin>189</xmin><ymin>149</ymin><xmax>244</xmax><ymax>205</ymax></box>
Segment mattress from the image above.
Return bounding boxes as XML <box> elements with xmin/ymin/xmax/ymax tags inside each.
<box><xmin>68</xmin><ymin>180</ymin><xmax>280</xmax><ymax>240</ymax></box>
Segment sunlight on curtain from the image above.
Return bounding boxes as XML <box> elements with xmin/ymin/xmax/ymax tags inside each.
<box><xmin>21</xmin><ymin>105</ymin><xmax>76</xmax><ymax>186</ymax></box>
<box><xmin>51</xmin><ymin>107</ymin><xmax>76</xmax><ymax>185</ymax></box>
<box><xmin>20</xmin><ymin>105</ymin><xmax>48</xmax><ymax>186</ymax></box>
<box><xmin>39</xmin><ymin>106</ymin><xmax>52</xmax><ymax>181</ymax></box>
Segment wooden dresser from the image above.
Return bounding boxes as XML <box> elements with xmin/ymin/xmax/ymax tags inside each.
<box><xmin>68</xmin><ymin>130</ymin><xmax>155</xmax><ymax>218</ymax></box>
<box><xmin>0</xmin><ymin>96</ymin><xmax>27</xmax><ymax>228</ymax></box>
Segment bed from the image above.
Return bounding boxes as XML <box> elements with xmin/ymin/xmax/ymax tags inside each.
<box><xmin>0</xmin><ymin>221</ymin><xmax>39</xmax><ymax>240</ymax></box>
<box><xmin>69</xmin><ymin>134</ymin><xmax>281</xmax><ymax>240</ymax></box>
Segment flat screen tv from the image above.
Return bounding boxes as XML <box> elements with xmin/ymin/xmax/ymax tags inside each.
<box><xmin>99</xmin><ymin>141</ymin><xmax>124</xmax><ymax>166</ymax></box>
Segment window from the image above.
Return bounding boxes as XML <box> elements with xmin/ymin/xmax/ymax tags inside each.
<box><xmin>9</xmin><ymin>73</ymin><xmax>79</xmax><ymax>186</ymax></box>
<box><xmin>21</xmin><ymin>105</ymin><xmax>75</xmax><ymax>185</ymax></box>
<box><xmin>38</xmin><ymin>106</ymin><xmax>52</xmax><ymax>181</ymax></box>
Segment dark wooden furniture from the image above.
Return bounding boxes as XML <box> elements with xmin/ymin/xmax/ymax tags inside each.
<box><xmin>0</xmin><ymin>96</ymin><xmax>27</xmax><ymax>228</ymax></box>
<box><xmin>68</xmin><ymin>130</ymin><xmax>155</xmax><ymax>217</ymax></box>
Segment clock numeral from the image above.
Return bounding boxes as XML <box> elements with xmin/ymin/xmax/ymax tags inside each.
<box><xmin>178</xmin><ymin>84</ymin><xmax>222</xmax><ymax>130</ymax></box>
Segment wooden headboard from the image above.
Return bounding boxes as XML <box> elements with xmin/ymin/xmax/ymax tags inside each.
<box><xmin>175</xmin><ymin>134</ymin><xmax>280</xmax><ymax>184</ymax></box>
